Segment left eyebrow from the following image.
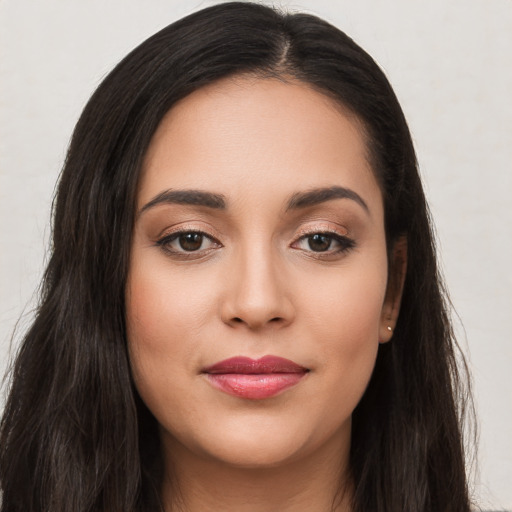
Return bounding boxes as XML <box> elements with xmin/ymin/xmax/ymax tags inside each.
<box><xmin>138</xmin><ymin>189</ymin><xmax>227</xmax><ymax>218</ymax></box>
<box><xmin>285</xmin><ymin>186</ymin><xmax>369</xmax><ymax>214</ymax></box>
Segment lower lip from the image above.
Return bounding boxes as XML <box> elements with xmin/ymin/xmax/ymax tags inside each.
<box><xmin>205</xmin><ymin>373</ymin><xmax>306</xmax><ymax>399</ymax></box>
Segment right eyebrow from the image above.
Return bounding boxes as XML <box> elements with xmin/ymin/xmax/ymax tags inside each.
<box><xmin>137</xmin><ymin>189</ymin><xmax>226</xmax><ymax>218</ymax></box>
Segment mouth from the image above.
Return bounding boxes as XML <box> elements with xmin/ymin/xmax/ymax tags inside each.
<box><xmin>202</xmin><ymin>355</ymin><xmax>309</xmax><ymax>400</ymax></box>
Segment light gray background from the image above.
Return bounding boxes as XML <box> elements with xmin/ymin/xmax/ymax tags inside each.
<box><xmin>1</xmin><ymin>0</ymin><xmax>510</xmax><ymax>509</ymax></box>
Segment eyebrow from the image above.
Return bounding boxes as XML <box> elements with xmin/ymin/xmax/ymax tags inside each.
<box><xmin>138</xmin><ymin>185</ymin><xmax>369</xmax><ymax>217</ymax></box>
<box><xmin>286</xmin><ymin>186</ymin><xmax>369</xmax><ymax>213</ymax></box>
<box><xmin>138</xmin><ymin>189</ymin><xmax>227</xmax><ymax>218</ymax></box>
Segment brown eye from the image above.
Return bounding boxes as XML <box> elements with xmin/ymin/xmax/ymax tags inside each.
<box><xmin>293</xmin><ymin>231</ymin><xmax>356</xmax><ymax>256</ymax></box>
<box><xmin>307</xmin><ymin>234</ymin><xmax>332</xmax><ymax>252</ymax></box>
<box><xmin>178</xmin><ymin>232</ymin><xmax>204</xmax><ymax>251</ymax></box>
<box><xmin>156</xmin><ymin>230</ymin><xmax>219</xmax><ymax>255</ymax></box>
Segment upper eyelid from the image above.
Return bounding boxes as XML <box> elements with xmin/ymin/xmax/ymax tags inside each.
<box><xmin>290</xmin><ymin>221</ymin><xmax>352</xmax><ymax>245</ymax></box>
<box><xmin>157</xmin><ymin>223</ymin><xmax>221</xmax><ymax>240</ymax></box>
<box><xmin>295</xmin><ymin>225</ymin><xmax>348</xmax><ymax>238</ymax></box>
<box><xmin>158</xmin><ymin>228</ymin><xmax>221</xmax><ymax>247</ymax></box>
<box><xmin>292</xmin><ymin>229</ymin><xmax>353</xmax><ymax>248</ymax></box>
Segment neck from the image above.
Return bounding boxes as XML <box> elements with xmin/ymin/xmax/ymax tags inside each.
<box><xmin>160</xmin><ymin>433</ymin><xmax>353</xmax><ymax>512</ymax></box>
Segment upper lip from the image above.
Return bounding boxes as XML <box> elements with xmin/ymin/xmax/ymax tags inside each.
<box><xmin>202</xmin><ymin>355</ymin><xmax>308</xmax><ymax>374</ymax></box>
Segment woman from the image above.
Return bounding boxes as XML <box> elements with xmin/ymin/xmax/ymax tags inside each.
<box><xmin>0</xmin><ymin>2</ymin><xmax>474</xmax><ymax>511</ymax></box>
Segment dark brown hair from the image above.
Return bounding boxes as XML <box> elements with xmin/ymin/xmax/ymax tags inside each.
<box><xmin>1</xmin><ymin>2</ymin><xmax>474</xmax><ymax>511</ymax></box>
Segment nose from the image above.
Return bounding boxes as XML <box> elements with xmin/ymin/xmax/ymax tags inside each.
<box><xmin>220</xmin><ymin>244</ymin><xmax>295</xmax><ymax>331</ymax></box>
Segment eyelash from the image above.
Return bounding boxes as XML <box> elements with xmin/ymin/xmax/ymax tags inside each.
<box><xmin>294</xmin><ymin>228</ymin><xmax>355</xmax><ymax>256</ymax></box>
<box><xmin>155</xmin><ymin>230</ymin><xmax>221</xmax><ymax>258</ymax></box>
<box><xmin>155</xmin><ymin>228</ymin><xmax>356</xmax><ymax>259</ymax></box>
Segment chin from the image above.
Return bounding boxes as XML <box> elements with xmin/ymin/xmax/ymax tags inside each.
<box><xmin>165</xmin><ymin>412</ymin><xmax>351</xmax><ymax>471</ymax></box>
<box><xmin>224</xmin><ymin>433</ymin><xmax>309</xmax><ymax>467</ymax></box>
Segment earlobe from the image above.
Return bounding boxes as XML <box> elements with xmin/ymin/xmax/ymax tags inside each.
<box><xmin>379</xmin><ymin>236</ymin><xmax>407</xmax><ymax>343</ymax></box>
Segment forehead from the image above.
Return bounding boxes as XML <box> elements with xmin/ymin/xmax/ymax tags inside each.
<box><xmin>138</xmin><ymin>76</ymin><xmax>382</xmax><ymax>216</ymax></box>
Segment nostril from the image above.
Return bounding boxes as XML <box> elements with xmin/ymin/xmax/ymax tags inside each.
<box><xmin>230</xmin><ymin>316</ymin><xmax>282</xmax><ymax>326</ymax></box>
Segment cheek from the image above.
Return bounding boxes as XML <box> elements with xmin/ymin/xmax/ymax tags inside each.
<box><xmin>125</xmin><ymin>259</ymin><xmax>198</xmax><ymax>397</ymax></box>
<box><xmin>305</xmin><ymin>257</ymin><xmax>387</xmax><ymax>338</ymax></box>
<box><xmin>299</xmin><ymin>256</ymin><xmax>387</xmax><ymax>406</ymax></box>
<box><xmin>125</xmin><ymin>265</ymin><xmax>203</xmax><ymax>440</ymax></box>
<box><xmin>126</xmin><ymin>257</ymin><xmax>216</xmax><ymax>357</ymax></box>
<box><xmin>124</xmin><ymin>251</ymin><xmax>229</xmax><ymax>425</ymax></box>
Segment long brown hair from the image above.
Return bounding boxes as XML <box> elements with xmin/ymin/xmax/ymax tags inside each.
<box><xmin>1</xmin><ymin>2</ymin><xmax>474</xmax><ymax>511</ymax></box>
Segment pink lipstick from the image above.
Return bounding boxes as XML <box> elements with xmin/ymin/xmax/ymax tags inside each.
<box><xmin>202</xmin><ymin>355</ymin><xmax>308</xmax><ymax>400</ymax></box>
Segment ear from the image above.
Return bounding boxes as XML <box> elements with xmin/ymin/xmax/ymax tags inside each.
<box><xmin>379</xmin><ymin>236</ymin><xmax>407</xmax><ymax>343</ymax></box>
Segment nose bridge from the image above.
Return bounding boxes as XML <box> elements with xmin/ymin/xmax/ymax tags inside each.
<box><xmin>222</xmin><ymin>232</ymin><xmax>294</xmax><ymax>329</ymax></box>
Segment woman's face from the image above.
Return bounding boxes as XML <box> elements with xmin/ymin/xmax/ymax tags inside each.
<box><xmin>126</xmin><ymin>77</ymin><xmax>398</xmax><ymax>470</ymax></box>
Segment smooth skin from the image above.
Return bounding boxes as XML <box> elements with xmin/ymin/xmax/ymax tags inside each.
<box><xmin>126</xmin><ymin>76</ymin><xmax>406</xmax><ymax>512</ymax></box>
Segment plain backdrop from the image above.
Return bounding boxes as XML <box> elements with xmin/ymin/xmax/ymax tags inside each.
<box><xmin>1</xmin><ymin>0</ymin><xmax>511</xmax><ymax>509</ymax></box>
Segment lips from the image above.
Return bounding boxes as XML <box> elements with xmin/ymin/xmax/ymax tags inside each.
<box><xmin>202</xmin><ymin>355</ymin><xmax>309</xmax><ymax>400</ymax></box>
